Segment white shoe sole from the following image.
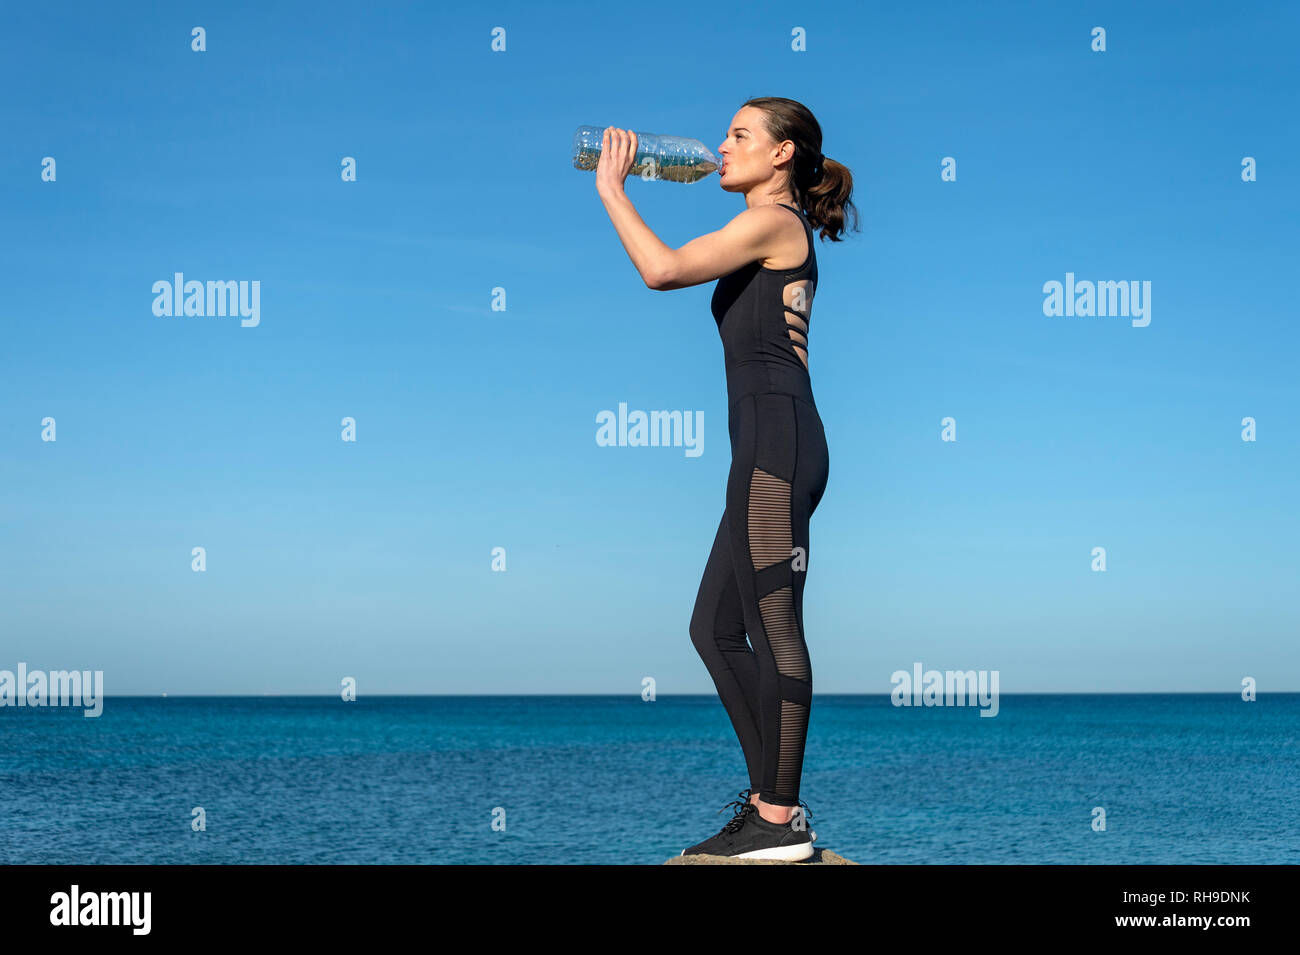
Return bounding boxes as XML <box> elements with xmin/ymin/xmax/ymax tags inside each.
<box><xmin>679</xmin><ymin>840</ymin><xmax>814</xmax><ymax>861</ymax></box>
<box><xmin>735</xmin><ymin>841</ymin><xmax>815</xmax><ymax>862</ymax></box>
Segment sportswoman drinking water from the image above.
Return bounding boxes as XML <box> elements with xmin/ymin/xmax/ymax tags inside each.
<box><xmin>596</xmin><ymin>97</ymin><xmax>857</xmax><ymax>861</ymax></box>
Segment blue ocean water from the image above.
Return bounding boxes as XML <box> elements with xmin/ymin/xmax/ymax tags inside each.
<box><xmin>1</xmin><ymin>694</ymin><xmax>1296</xmax><ymax>865</ymax></box>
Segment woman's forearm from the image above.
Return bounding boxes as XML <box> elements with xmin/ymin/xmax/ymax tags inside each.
<box><xmin>599</xmin><ymin>187</ymin><xmax>674</xmax><ymax>289</ymax></box>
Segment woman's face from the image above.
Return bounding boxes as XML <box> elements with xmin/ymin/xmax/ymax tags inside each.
<box><xmin>717</xmin><ymin>107</ymin><xmax>788</xmax><ymax>192</ymax></box>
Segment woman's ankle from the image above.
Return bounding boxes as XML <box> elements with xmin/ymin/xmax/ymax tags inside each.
<box><xmin>754</xmin><ymin>798</ymin><xmax>794</xmax><ymax>824</ymax></box>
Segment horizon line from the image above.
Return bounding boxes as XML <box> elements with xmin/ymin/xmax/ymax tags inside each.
<box><xmin>7</xmin><ymin>690</ymin><xmax>1291</xmax><ymax>699</ymax></box>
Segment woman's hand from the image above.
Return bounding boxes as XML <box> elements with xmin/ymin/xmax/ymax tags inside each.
<box><xmin>595</xmin><ymin>126</ymin><xmax>638</xmax><ymax>198</ymax></box>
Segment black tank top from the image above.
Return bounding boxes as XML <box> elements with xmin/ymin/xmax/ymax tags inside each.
<box><xmin>710</xmin><ymin>202</ymin><xmax>818</xmax><ymax>407</ymax></box>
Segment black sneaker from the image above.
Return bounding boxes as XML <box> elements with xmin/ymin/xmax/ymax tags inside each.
<box><xmin>681</xmin><ymin>791</ymin><xmax>814</xmax><ymax>861</ymax></box>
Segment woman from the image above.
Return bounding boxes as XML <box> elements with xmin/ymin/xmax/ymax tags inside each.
<box><xmin>596</xmin><ymin>97</ymin><xmax>857</xmax><ymax>860</ymax></box>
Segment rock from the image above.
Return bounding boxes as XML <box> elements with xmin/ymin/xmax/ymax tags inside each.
<box><xmin>664</xmin><ymin>848</ymin><xmax>857</xmax><ymax>865</ymax></box>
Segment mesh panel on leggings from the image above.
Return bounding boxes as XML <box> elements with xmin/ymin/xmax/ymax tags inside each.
<box><xmin>747</xmin><ymin>468</ymin><xmax>792</xmax><ymax>571</ymax></box>
<box><xmin>776</xmin><ymin>700</ymin><xmax>809</xmax><ymax>798</ymax></box>
<box><xmin>747</xmin><ymin>464</ymin><xmax>810</xmax><ymax>803</ymax></box>
<box><xmin>758</xmin><ymin>586</ymin><xmax>809</xmax><ymax>681</ymax></box>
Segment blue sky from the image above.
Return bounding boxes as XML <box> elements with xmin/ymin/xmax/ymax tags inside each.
<box><xmin>1</xmin><ymin>1</ymin><xmax>1296</xmax><ymax>693</ymax></box>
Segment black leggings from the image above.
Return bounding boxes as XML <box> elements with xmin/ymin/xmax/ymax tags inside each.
<box><xmin>689</xmin><ymin>391</ymin><xmax>829</xmax><ymax>807</ymax></box>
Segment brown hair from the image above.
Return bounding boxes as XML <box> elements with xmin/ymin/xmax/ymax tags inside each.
<box><xmin>741</xmin><ymin>96</ymin><xmax>859</xmax><ymax>242</ymax></box>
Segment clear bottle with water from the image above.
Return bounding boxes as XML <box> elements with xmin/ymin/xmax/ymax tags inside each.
<box><xmin>572</xmin><ymin>125</ymin><xmax>721</xmax><ymax>184</ymax></box>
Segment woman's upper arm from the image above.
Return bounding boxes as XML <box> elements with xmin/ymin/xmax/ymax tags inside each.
<box><xmin>653</xmin><ymin>208</ymin><xmax>780</xmax><ymax>291</ymax></box>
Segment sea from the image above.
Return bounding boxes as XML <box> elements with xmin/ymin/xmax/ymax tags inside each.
<box><xmin>2</xmin><ymin>694</ymin><xmax>1296</xmax><ymax>865</ymax></box>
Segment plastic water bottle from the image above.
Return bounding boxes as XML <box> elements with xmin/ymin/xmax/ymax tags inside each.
<box><xmin>572</xmin><ymin>125</ymin><xmax>721</xmax><ymax>184</ymax></box>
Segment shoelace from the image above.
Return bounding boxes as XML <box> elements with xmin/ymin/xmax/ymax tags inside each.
<box><xmin>717</xmin><ymin>788</ymin><xmax>757</xmax><ymax>834</ymax></box>
<box><xmin>721</xmin><ymin>802</ymin><xmax>756</xmax><ymax>834</ymax></box>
